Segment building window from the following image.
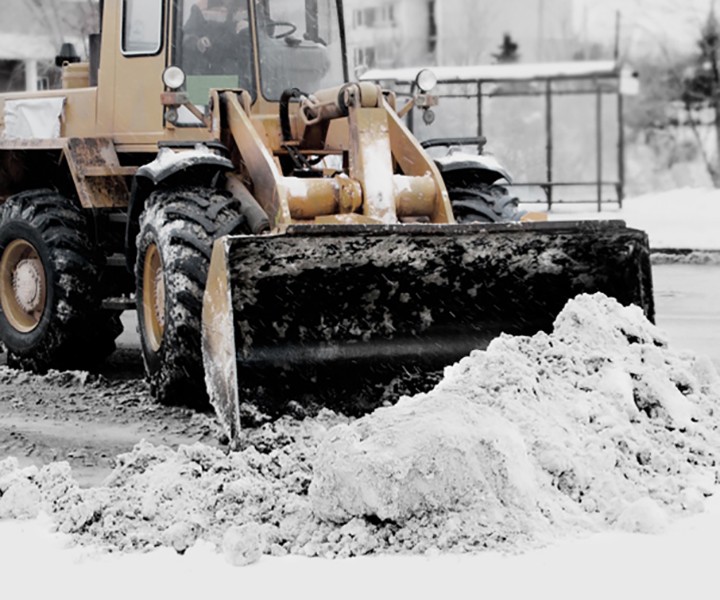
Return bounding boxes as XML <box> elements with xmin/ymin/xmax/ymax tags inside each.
<box><xmin>354</xmin><ymin>46</ymin><xmax>377</xmax><ymax>68</ymax></box>
<box><xmin>352</xmin><ymin>4</ymin><xmax>396</xmax><ymax>29</ymax></box>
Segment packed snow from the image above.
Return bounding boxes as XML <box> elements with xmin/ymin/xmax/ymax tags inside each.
<box><xmin>2</xmin><ymin>189</ymin><xmax>720</xmax><ymax>598</ymax></box>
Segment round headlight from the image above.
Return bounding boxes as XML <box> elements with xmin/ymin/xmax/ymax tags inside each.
<box><xmin>415</xmin><ymin>69</ymin><xmax>438</xmax><ymax>93</ymax></box>
<box><xmin>162</xmin><ymin>66</ymin><xmax>186</xmax><ymax>90</ymax></box>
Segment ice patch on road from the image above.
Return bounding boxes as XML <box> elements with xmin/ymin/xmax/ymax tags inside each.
<box><xmin>0</xmin><ymin>293</ymin><xmax>719</xmax><ymax>561</ymax></box>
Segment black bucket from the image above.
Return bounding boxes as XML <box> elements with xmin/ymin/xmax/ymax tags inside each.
<box><xmin>203</xmin><ymin>220</ymin><xmax>653</xmax><ymax>441</ymax></box>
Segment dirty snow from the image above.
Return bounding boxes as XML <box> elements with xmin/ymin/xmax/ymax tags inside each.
<box><xmin>136</xmin><ymin>145</ymin><xmax>232</xmax><ymax>183</ymax></box>
<box><xmin>1</xmin><ymin>294</ymin><xmax>719</xmax><ymax>574</ymax></box>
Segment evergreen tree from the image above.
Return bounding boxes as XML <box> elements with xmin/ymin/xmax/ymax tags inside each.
<box><xmin>682</xmin><ymin>9</ymin><xmax>720</xmax><ymax>105</ymax></box>
<box><xmin>681</xmin><ymin>7</ymin><xmax>720</xmax><ymax>184</ymax></box>
<box><xmin>492</xmin><ymin>33</ymin><xmax>519</xmax><ymax>64</ymax></box>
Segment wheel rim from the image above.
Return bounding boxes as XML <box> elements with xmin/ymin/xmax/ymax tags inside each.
<box><xmin>142</xmin><ymin>243</ymin><xmax>165</xmax><ymax>352</ymax></box>
<box><xmin>0</xmin><ymin>239</ymin><xmax>47</xmax><ymax>333</ymax></box>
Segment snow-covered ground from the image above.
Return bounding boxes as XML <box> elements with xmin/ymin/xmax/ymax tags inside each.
<box><xmin>2</xmin><ymin>188</ymin><xmax>720</xmax><ymax>599</ymax></box>
<box><xmin>545</xmin><ymin>187</ymin><xmax>720</xmax><ymax>251</ymax></box>
<box><xmin>2</xmin><ymin>496</ymin><xmax>720</xmax><ymax>600</ymax></box>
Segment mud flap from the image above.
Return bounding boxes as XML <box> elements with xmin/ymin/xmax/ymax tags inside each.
<box><xmin>202</xmin><ymin>221</ymin><xmax>653</xmax><ymax>443</ymax></box>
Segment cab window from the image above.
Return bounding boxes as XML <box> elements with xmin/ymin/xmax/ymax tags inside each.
<box><xmin>255</xmin><ymin>0</ymin><xmax>344</xmax><ymax>101</ymax></box>
<box><xmin>122</xmin><ymin>0</ymin><xmax>163</xmax><ymax>55</ymax></box>
<box><xmin>174</xmin><ymin>0</ymin><xmax>256</xmax><ymax>111</ymax></box>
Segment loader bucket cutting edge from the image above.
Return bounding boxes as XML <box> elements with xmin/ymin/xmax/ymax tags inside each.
<box><xmin>202</xmin><ymin>220</ymin><xmax>653</xmax><ymax>441</ymax></box>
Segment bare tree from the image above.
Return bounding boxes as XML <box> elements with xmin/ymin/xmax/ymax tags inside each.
<box><xmin>24</xmin><ymin>0</ymin><xmax>99</xmax><ymax>54</ymax></box>
<box><xmin>608</xmin><ymin>0</ymin><xmax>720</xmax><ymax>186</ymax></box>
<box><xmin>671</xmin><ymin>5</ymin><xmax>720</xmax><ymax>185</ymax></box>
<box><xmin>25</xmin><ymin>0</ymin><xmax>65</xmax><ymax>49</ymax></box>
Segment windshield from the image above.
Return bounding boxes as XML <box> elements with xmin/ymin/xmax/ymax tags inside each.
<box><xmin>174</xmin><ymin>0</ymin><xmax>255</xmax><ymax>120</ymax></box>
<box><xmin>255</xmin><ymin>0</ymin><xmax>345</xmax><ymax>100</ymax></box>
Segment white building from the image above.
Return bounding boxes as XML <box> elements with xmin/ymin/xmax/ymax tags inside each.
<box><xmin>344</xmin><ymin>0</ymin><xmax>434</xmax><ymax>74</ymax></box>
<box><xmin>345</xmin><ymin>0</ymin><xmax>579</xmax><ymax>75</ymax></box>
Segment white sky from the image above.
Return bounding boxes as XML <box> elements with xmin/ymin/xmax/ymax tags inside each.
<box><xmin>573</xmin><ymin>0</ymin><xmax>714</xmax><ymax>58</ymax></box>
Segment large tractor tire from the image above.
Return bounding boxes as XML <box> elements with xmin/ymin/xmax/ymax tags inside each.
<box><xmin>0</xmin><ymin>190</ymin><xmax>121</xmax><ymax>372</ymax></box>
<box><xmin>135</xmin><ymin>187</ymin><xmax>247</xmax><ymax>407</ymax></box>
<box><xmin>448</xmin><ymin>182</ymin><xmax>523</xmax><ymax>223</ymax></box>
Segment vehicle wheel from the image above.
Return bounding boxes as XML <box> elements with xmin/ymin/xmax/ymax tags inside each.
<box><xmin>448</xmin><ymin>182</ymin><xmax>523</xmax><ymax>223</ymax></box>
<box><xmin>0</xmin><ymin>190</ymin><xmax>118</xmax><ymax>372</ymax></box>
<box><xmin>135</xmin><ymin>187</ymin><xmax>247</xmax><ymax>407</ymax></box>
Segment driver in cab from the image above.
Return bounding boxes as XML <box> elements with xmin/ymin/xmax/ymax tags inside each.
<box><xmin>183</xmin><ymin>0</ymin><xmax>251</xmax><ymax>74</ymax></box>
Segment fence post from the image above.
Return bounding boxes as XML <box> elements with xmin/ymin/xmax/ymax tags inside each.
<box><xmin>545</xmin><ymin>80</ymin><xmax>553</xmax><ymax>210</ymax></box>
<box><xmin>596</xmin><ymin>82</ymin><xmax>603</xmax><ymax>212</ymax></box>
<box><xmin>476</xmin><ymin>81</ymin><xmax>483</xmax><ymax>152</ymax></box>
<box><xmin>617</xmin><ymin>89</ymin><xmax>625</xmax><ymax>209</ymax></box>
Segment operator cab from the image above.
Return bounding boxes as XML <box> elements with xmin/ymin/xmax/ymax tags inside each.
<box><xmin>172</xmin><ymin>0</ymin><xmax>346</xmax><ymax>124</ymax></box>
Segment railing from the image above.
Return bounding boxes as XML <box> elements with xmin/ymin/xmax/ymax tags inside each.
<box><xmin>375</xmin><ymin>65</ymin><xmax>630</xmax><ymax>212</ymax></box>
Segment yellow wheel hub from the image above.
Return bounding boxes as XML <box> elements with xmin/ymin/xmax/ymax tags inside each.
<box><xmin>0</xmin><ymin>239</ymin><xmax>47</xmax><ymax>333</ymax></box>
<box><xmin>142</xmin><ymin>242</ymin><xmax>166</xmax><ymax>352</ymax></box>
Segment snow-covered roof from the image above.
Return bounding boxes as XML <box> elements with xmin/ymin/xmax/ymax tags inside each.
<box><xmin>361</xmin><ymin>60</ymin><xmax>623</xmax><ymax>84</ymax></box>
<box><xmin>0</xmin><ymin>34</ymin><xmax>57</xmax><ymax>61</ymax></box>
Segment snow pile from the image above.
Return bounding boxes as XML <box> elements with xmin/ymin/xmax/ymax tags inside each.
<box><xmin>0</xmin><ymin>459</ymin><xmax>41</xmax><ymax>519</ymax></box>
<box><xmin>311</xmin><ymin>396</ymin><xmax>545</xmax><ymax>527</ymax></box>
<box><xmin>311</xmin><ymin>294</ymin><xmax>720</xmax><ymax>539</ymax></box>
<box><xmin>0</xmin><ymin>294</ymin><xmax>719</xmax><ymax>560</ymax></box>
<box><xmin>34</xmin><ymin>415</ymin><xmax>343</xmax><ymax>554</ymax></box>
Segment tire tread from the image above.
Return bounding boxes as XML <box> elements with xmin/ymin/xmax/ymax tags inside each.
<box><xmin>135</xmin><ymin>186</ymin><xmax>247</xmax><ymax>407</ymax></box>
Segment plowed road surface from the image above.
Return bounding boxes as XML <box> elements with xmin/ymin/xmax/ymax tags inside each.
<box><xmin>653</xmin><ymin>264</ymin><xmax>720</xmax><ymax>369</ymax></box>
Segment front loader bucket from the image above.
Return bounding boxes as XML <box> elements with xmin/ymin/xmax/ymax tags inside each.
<box><xmin>202</xmin><ymin>221</ymin><xmax>653</xmax><ymax>442</ymax></box>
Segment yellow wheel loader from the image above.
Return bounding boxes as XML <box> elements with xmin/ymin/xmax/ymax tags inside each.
<box><xmin>0</xmin><ymin>0</ymin><xmax>653</xmax><ymax>444</ymax></box>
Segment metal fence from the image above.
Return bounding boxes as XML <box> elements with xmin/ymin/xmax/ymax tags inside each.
<box><xmin>364</xmin><ymin>62</ymin><xmax>633</xmax><ymax>211</ymax></box>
